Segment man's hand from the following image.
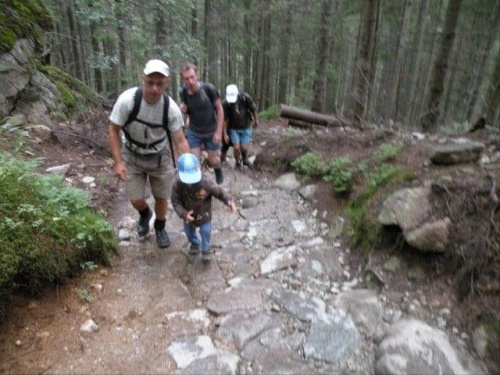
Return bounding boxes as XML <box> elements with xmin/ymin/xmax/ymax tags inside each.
<box><xmin>185</xmin><ymin>210</ymin><xmax>195</xmax><ymax>223</ymax></box>
<box><xmin>179</xmin><ymin>102</ymin><xmax>188</xmax><ymax>114</ymax></box>
<box><xmin>227</xmin><ymin>201</ymin><xmax>238</xmax><ymax>212</ymax></box>
<box><xmin>213</xmin><ymin>131</ymin><xmax>221</xmax><ymax>145</ymax></box>
<box><xmin>114</xmin><ymin>161</ymin><xmax>126</xmax><ymax>181</ymax></box>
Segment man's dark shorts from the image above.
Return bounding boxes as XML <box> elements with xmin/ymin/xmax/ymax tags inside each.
<box><xmin>186</xmin><ymin>129</ymin><xmax>220</xmax><ymax>151</ymax></box>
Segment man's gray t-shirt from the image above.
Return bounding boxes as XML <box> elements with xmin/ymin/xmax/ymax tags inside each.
<box><xmin>109</xmin><ymin>87</ymin><xmax>184</xmax><ymax>155</ymax></box>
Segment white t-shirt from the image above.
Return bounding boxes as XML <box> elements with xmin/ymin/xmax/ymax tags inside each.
<box><xmin>109</xmin><ymin>87</ymin><xmax>184</xmax><ymax>155</ymax></box>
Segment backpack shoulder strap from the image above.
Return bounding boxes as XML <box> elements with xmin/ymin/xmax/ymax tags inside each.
<box><xmin>162</xmin><ymin>93</ymin><xmax>176</xmax><ymax>168</ymax></box>
<box><xmin>179</xmin><ymin>87</ymin><xmax>187</xmax><ymax>104</ymax></box>
<box><xmin>125</xmin><ymin>87</ymin><xmax>142</xmax><ymax>127</ymax></box>
<box><xmin>201</xmin><ymin>82</ymin><xmax>216</xmax><ymax>104</ymax></box>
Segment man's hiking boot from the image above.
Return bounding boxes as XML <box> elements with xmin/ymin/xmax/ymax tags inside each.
<box><xmin>201</xmin><ymin>249</ymin><xmax>212</xmax><ymax>262</ymax></box>
<box><xmin>242</xmin><ymin>158</ymin><xmax>252</xmax><ymax>169</ymax></box>
<box><xmin>214</xmin><ymin>168</ymin><xmax>224</xmax><ymax>184</ymax></box>
<box><xmin>137</xmin><ymin>208</ymin><xmax>153</xmax><ymax>237</ymax></box>
<box><xmin>189</xmin><ymin>243</ymin><xmax>200</xmax><ymax>255</ymax></box>
<box><xmin>155</xmin><ymin>229</ymin><xmax>171</xmax><ymax>248</ymax></box>
<box><xmin>235</xmin><ymin>162</ymin><xmax>242</xmax><ymax>171</ymax></box>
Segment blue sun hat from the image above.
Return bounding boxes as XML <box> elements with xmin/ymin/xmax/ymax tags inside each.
<box><xmin>178</xmin><ymin>153</ymin><xmax>202</xmax><ymax>184</ymax></box>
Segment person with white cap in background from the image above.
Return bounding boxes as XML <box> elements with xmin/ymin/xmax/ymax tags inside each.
<box><xmin>221</xmin><ymin>84</ymin><xmax>259</xmax><ymax>170</ymax></box>
<box><xmin>108</xmin><ymin>59</ymin><xmax>190</xmax><ymax>248</ymax></box>
<box><xmin>171</xmin><ymin>153</ymin><xmax>237</xmax><ymax>261</ymax></box>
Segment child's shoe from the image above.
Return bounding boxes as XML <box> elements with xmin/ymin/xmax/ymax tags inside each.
<box><xmin>189</xmin><ymin>243</ymin><xmax>200</xmax><ymax>255</ymax></box>
<box><xmin>201</xmin><ymin>249</ymin><xmax>212</xmax><ymax>262</ymax></box>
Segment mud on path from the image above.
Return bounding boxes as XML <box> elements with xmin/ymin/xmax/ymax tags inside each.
<box><xmin>0</xmin><ymin>120</ymin><xmax>496</xmax><ymax>374</ymax></box>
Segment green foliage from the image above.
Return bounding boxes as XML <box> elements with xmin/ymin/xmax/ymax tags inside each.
<box><xmin>1</xmin><ymin>118</ymin><xmax>50</xmax><ymax>153</ymax></box>
<box><xmin>0</xmin><ymin>152</ymin><xmax>118</xmax><ymax>304</ymax></box>
<box><xmin>81</xmin><ymin>261</ymin><xmax>98</xmax><ymax>271</ymax></box>
<box><xmin>344</xmin><ymin>164</ymin><xmax>416</xmax><ymax>248</ymax></box>
<box><xmin>323</xmin><ymin>158</ymin><xmax>356</xmax><ymax>194</ymax></box>
<box><xmin>291</xmin><ymin>152</ymin><xmax>329</xmax><ymax>177</ymax></box>
<box><xmin>0</xmin><ymin>0</ymin><xmax>53</xmax><ymax>53</ymax></box>
<box><xmin>259</xmin><ymin>105</ymin><xmax>279</xmax><ymax>120</ymax></box>
<box><xmin>38</xmin><ymin>65</ymin><xmax>101</xmax><ymax>114</ymax></box>
<box><xmin>372</xmin><ymin>142</ymin><xmax>403</xmax><ymax>162</ymax></box>
<box><xmin>440</xmin><ymin>121</ymin><xmax>470</xmax><ymax>135</ymax></box>
<box><xmin>75</xmin><ymin>288</ymin><xmax>93</xmax><ymax>303</ymax></box>
<box><xmin>343</xmin><ymin>205</ymin><xmax>381</xmax><ymax>249</ymax></box>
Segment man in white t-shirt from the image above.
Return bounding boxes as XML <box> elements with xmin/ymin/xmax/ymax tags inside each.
<box><xmin>108</xmin><ymin>59</ymin><xmax>190</xmax><ymax>248</ymax></box>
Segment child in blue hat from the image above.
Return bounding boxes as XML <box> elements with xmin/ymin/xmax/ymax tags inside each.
<box><xmin>171</xmin><ymin>153</ymin><xmax>237</xmax><ymax>261</ymax></box>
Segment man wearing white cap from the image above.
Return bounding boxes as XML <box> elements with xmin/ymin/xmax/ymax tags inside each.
<box><xmin>222</xmin><ymin>84</ymin><xmax>259</xmax><ymax>170</ymax></box>
<box><xmin>108</xmin><ymin>59</ymin><xmax>190</xmax><ymax>248</ymax></box>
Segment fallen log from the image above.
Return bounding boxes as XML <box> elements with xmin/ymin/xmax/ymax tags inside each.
<box><xmin>279</xmin><ymin>104</ymin><xmax>341</xmax><ymax>127</ymax></box>
<box><xmin>288</xmin><ymin>119</ymin><xmax>313</xmax><ymax>129</ymax></box>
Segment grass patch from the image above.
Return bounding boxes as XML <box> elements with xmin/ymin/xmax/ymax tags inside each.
<box><xmin>344</xmin><ymin>165</ymin><xmax>416</xmax><ymax>248</ymax></box>
<box><xmin>290</xmin><ymin>142</ymin><xmax>415</xmax><ymax>247</ymax></box>
<box><xmin>259</xmin><ymin>105</ymin><xmax>279</xmax><ymax>120</ymax></box>
<box><xmin>323</xmin><ymin>158</ymin><xmax>356</xmax><ymax>194</ymax></box>
<box><xmin>291</xmin><ymin>152</ymin><xmax>329</xmax><ymax>177</ymax></box>
<box><xmin>0</xmin><ymin>151</ymin><xmax>118</xmax><ymax>313</ymax></box>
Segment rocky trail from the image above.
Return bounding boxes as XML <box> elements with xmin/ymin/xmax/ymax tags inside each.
<box><xmin>0</xmin><ymin>125</ymin><xmax>493</xmax><ymax>374</ymax></box>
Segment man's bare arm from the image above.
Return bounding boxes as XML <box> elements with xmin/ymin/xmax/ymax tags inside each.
<box><xmin>108</xmin><ymin>123</ymin><xmax>126</xmax><ymax>181</ymax></box>
<box><xmin>213</xmin><ymin>98</ymin><xmax>224</xmax><ymax>144</ymax></box>
<box><xmin>172</xmin><ymin>128</ymin><xmax>190</xmax><ymax>156</ymax></box>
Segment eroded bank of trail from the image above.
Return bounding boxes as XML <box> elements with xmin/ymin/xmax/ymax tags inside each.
<box><xmin>0</xmin><ymin>138</ymin><xmax>489</xmax><ymax>374</ymax></box>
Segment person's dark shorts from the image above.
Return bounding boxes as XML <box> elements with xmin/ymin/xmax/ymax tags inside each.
<box><xmin>186</xmin><ymin>129</ymin><xmax>220</xmax><ymax>151</ymax></box>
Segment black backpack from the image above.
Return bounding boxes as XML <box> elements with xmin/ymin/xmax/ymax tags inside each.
<box><xmin>123</xmin><ymin>87</ymin><xmax>176</xmax><ymax>167</ymax></box>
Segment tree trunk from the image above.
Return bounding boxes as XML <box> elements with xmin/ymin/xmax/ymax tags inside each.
<box><xmin>483</xmin><ymin>56</ymin><xmax>500</xmax><ymax>126</ymax></box>
<box><xmin>412</xmin><ymin>0</ymin><xmax>445</xmax><ymax>127</ymax></box>
<box><xmin>388</xmin><ymin>0</ymin><xmax>413</xmax><ymax>122</ymax></box>
<box><xmin>155</xmin><ymin>3</ymin><xmax>167</xmax><ymax>55</ymax></box>
<box><xmin>467</xmin><ymin>7</ymin><xmax>499</xmax><ymax>122</ymax></box>
<box><xmin>278</xmin><ymin>4</ymin><xmax>293</xmax><ymax>105</ymax></box>
<box><xmin>279</xmin><ymin>104</ymin><xmax>341</xmax><ymax>127</ymax></box>
<box><xmin>89</xmin><ymin>20</ymin><xmax>103</xmax><ymax>93</ymax></box>
<box><xmin>66</xmin><ymin>2</ymin><xmax>82</xmax><ymax>80</ymax></box>
<box><xmin>351</xmin><ymin>0</ymin><xmax>379</xmax><ymax>126</ymax></box>
<box><xmin>191</xmin><ymin>0</ymin><xmax>198</xmax><ymax>66</ymax></box>
<box><xmin>311</xmin><ymin>0</ymin><xmax>334</xmax><ymax>113</ymax></box>
<box><xmin>115</xmin><ymin>0</ymin><xmax>127</xmax><ymax>96</ymax></box>
<box><xmin>404</xmin><ymin>0</ymin><xmax>429</xmax><ymax>125</ymax></box>
<box><xmin>365</xmin><ymin>0</ymin><xmax>380</xmax><ymax>120</ymax></box>
<box><xmin>242</xmin><ymin>0</ymin><xmax>252</xmax><ymax>93</ymax></box>
<box><xmin>203</xmin><ymin>0</ymin><xmax>215</xmax><ymax>81</ymax></box>
<box><xmin>420</xmin><ymin>0</ymin><xmax>463</xmax><ymax>132</ymax></box>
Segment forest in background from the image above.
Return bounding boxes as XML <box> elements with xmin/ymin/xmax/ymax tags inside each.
<box><xmin>36</xmin><ymin>0</ymin><xmax>500</xmax><ymax>130</ymax></box>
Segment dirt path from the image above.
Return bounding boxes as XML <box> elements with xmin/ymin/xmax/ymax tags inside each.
<box><xmin>0</xmin><ymin>125</ymin><xmax>490</xmax><ymax>374</ymax></box>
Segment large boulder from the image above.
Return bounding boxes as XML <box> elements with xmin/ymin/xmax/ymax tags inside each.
<box><xmin>378</xmin><ymin>187</ymin><xmax>452</xmax><ymax>252</ymax></box>
<box><xmin>378</xmin><ymin>187</ymin><xmax>431</xmax><ymax>231</ymax></box>
<box><xmin>405</xmin><ymin>217</ymin><xmax>451</xmax><ymax>252</ymax></box>
<box><xmin>375</xmin><ymin>319</ymin><xmax>483</xmax><ymax>375</ymax></box>
<box><xmin>0</xmin><ymin>39</ymin><xmax>35</xmax><ymax>116</ymax></box>
<box><xmin>1</xmin><ymin>39</ymin><xmax>61</xmax><ymax>126</ymax></box>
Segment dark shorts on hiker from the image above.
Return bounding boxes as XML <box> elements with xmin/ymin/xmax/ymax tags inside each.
<box><xmin>186</xmin><ymin>129</ymin><xmax>220</xmax><ymax>151</ymax></box>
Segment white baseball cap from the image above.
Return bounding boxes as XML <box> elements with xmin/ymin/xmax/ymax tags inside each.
<box><xmin>143</xmin><ymin>59</ymin><xmax>170</xmax><ymax>77</ymax></box>
<box><xmin>225</xmin><ymin>84</ymin><xmax>239</xmax><ymax>103</ymax></box>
